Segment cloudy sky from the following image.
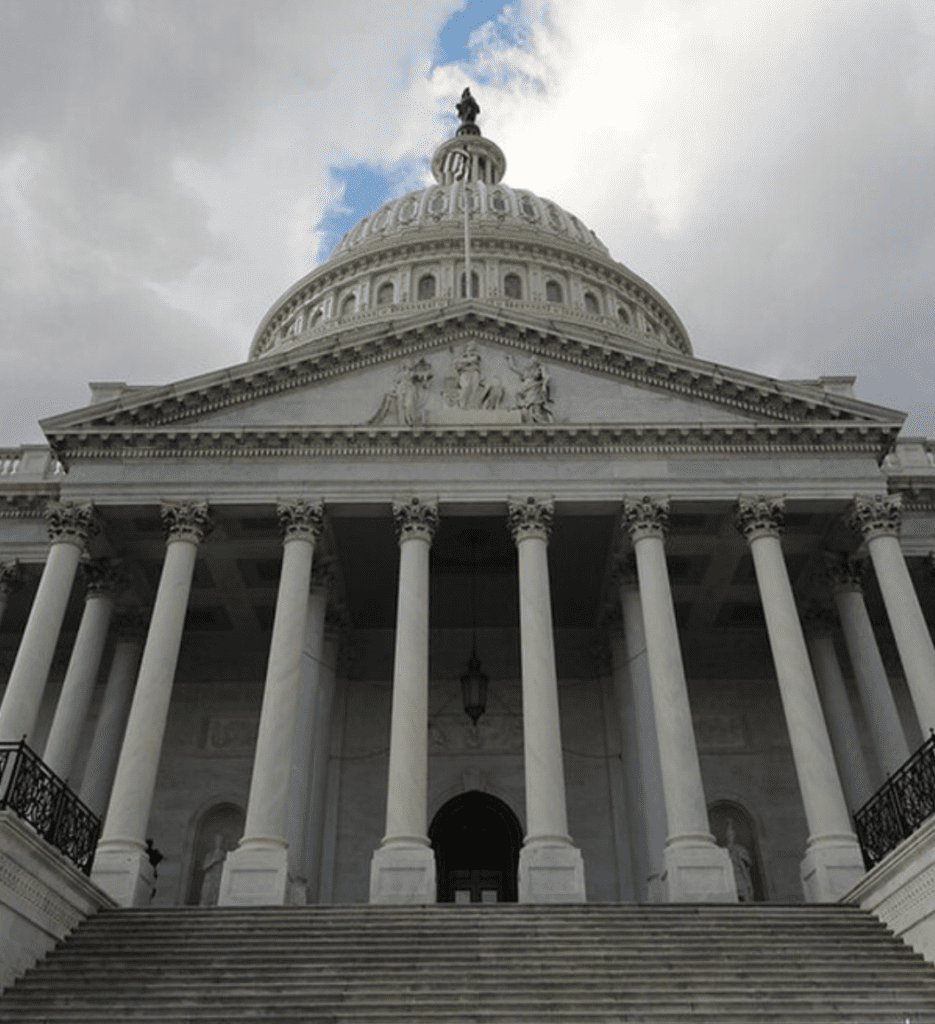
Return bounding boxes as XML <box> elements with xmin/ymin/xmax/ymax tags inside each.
<box><xmin>1</xmin><ymin>0</ymin><xmax>933</xmax><ymax>446</ymax></box>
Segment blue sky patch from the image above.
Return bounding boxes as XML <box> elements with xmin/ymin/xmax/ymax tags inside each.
<box><xmin>433</xmin><ymin>0</ymin><xmax>517</xmax><ymax>69</ymax></box>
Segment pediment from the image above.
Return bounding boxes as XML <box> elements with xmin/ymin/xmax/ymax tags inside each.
<box><xmin>41</xmin><ymin>312</ymin><xmax>904</xmax><ymax>462</ymax></box>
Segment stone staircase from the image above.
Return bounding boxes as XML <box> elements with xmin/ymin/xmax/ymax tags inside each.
<box><xmin>2</xmin><ymin>904</ymin><xmax>935</xmax><ymax>1023</ymax></box>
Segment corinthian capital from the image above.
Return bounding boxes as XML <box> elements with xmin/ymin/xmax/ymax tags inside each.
<box><xmin>0</xmin><ymin>561</ymin><xmax>25</xmax><ymax>597</ymax></box>
<box><xmin>824</xmin><ymin>553</ymin><xmax>865</xmax><ymax>594</ymax></box>
<box><xmin>161</xmin><ymin>500</ymin><xmax>211</xmax><ymax>544</ymax></box>
<box><xmin>44</xmin><ymin>500</ymin><xmax>95</xmax><ymax>548</ymax></box>
<box><xmin>277</xmin><ymin>499</ymin><xmax>325</xmax><ymax>543</ymax></box>
<box><xmin>81</xmin><ymin>558</ymin><xmax>126</xmax><ymax>599</ymax></box>
<box><xmin>622</xmin><ymin>496</ymin><xmax>669</xmax><ymax>543</ymax></box>
<box><xmin>392</xmin><ymin>497</ymin><xmax>439</xmax><ymax>544</ymax></box>
<box><xmin>848</xmin><ymin>493</ymin><xmax>901</xmax><ymax>541</ymax></box>
<box><xmin>735</xmin><ymin>496</ymin><xmax>785</xmax><ymax>543</ymax></box>
<box><xmin>507</xmin><ymin>497</ymin><xmax>554</xmax><ymax>544</ymax></box>
<box><xmin>802</xmin><ymin>604</ymin><xmax>838</xmax><ymax>638</ymax></box>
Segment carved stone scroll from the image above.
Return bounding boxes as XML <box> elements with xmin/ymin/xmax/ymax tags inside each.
<box><xmin>44</xmin><ymin>500</ymin><xmax>95</xmax><ymax>548</ymax></box>
<box><xmin>161</xmin><ymin>500</ymin><xmax>211</xmax><ymax>545</ymax></box>
<box><xmin>507</xmin><ymin>497</ymin><xmax>554</xmax><ymax>544</ymax></box>
<box><xmin>392</xmin><ymin>496</ymin><xmax>439</xmax><ymax>544</ymax></box>
<box><xmin>734</xmin><ymin>496</ymin><xmax>785</xmax><ymax>542</ymax></box>
<box><xmin>276</xmin><ymin>499</ymin><xmax>325</xmax><ymax>544</ymax></box>
<box><xmin>622</xmin><ymin>496</ymin><xmax>670</xmax><ymax>543</ymax></box>
<box><xmin>848</xmin><ymin>493</ymin><xmax>902</xmax><ymax>541</ymax></box>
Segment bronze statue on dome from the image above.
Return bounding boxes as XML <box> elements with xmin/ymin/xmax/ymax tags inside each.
<box><xmin>456</xmin><ymin>87</ymin><xmax>481</xmax><ymax>136</ymax></box>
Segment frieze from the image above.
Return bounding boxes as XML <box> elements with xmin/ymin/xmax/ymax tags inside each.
<box><xmin>735</xmin><ymin>496</ymin><xmax>786</xmax><ymax>543</ymax></box>
<box><xmin>848</xmin><ymin>493</ymin><xmax>902</xmax><ymax>541</ymax></box>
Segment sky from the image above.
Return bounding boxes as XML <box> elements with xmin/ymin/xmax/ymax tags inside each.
<box><xmin>1</xmin><ymin>0</ymin><xmax>933</xmax><ymax>446</ymax></box>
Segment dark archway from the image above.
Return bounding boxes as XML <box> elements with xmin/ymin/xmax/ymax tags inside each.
<box><xmin>429</xmin><ymin>791</ymin><xmax>523</xmax><ymax>903</ymax></box>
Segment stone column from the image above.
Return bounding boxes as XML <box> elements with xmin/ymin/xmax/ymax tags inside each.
<box><xmin>826</xmin><ymin>554</ymin><xmax>910</xmax><ymax>775</ymax></box>
<box><xmin>78</xmin><ymin>615</ymin><xmax>145</xmax><ymax>818</ymax></box>
<box><xmin>0</xmin><ymin>501</ymin><xmax>94</xmax><ymax>743</ymax></box>
<box><xmin>849</xmin><ymin>494</ymin><xmax>935</xmax><ymax>736</ymax></box>
<box><xmin>304</xmin><ymin>626</ymin><xmax>340</xmax><ymax>902</ymax></box>
<box><xmin>370</xmin><ymin>497</ymin><xmax>439</xmax><ymax>904</ymax></box>
<box><xmin>804</xmin><ymin>609</ymin><xmax>876</xmax><ymax>811</ymax></box>
<box><xmin>613</xmin><ymin>555</ymin><xmax>666</xmax><ymax>902</ymax></box>
<box><xmin>507</xmin><ymin>497</ymin><xmax>586</xmax><ymax>903</ymax></box>
<box><xmin>0</xmin><ymin>561</ymin><xmax>25</xmax><ymax>628</ymax></box>
<box><xmin>92</xmin><ymin>500</ymin><xmax>210</xmax><ymax>907</ymax></box>
<box><xmin>736</xmin><ymin>497</ymin><xmax>864</xmax><ymax>901</ymax></box>
<box><xmin>220</xmin><ymin>500</ymin><xmax>324</xmax><ymax>907</ymax></box>
<box><xmin>43</xmin><ymin>559</ymin><xmax>124</xmax><ymax>782</ymax></box>
<box><xmin>284</xmin><ymin>560</ymin><xmax>330</xmax><ymax>904</ymax></box>
<box><xmin>623</xmin><ymin>497</ymin><xmax>736</xmax><ymax>903</ymax></box>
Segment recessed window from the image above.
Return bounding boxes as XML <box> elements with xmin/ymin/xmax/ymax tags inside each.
<box><xmin>618</xmin><ymin>306</ymin><xmax>630</xmax><ymax>324</ymax></box>
<box><xmin>460</xmin><ymin>271</ymin><xmax>479</xmax><ymax>298</ymax></box>
<box><xmin>429</xmin><ymin>192</ymin><xmax>446</xmax><ymax>214</ymax></box>
<box><xmin>418</xmin><ymin>274</ymin><xmax>436</xmax><ymax>300</ymax></box>
<box><xmin>491</xmin><ymin>192</ymin><xmax>507</xmax><ymax>213</ymax></box>
<box><xmin>341</xmin><ymin>294</ymin><xmax>356</xmax><ymax>317</ymax></box>
<box><xmin>546</xmin><ymin>280</ymin><xmax>563</xmax><ymax>303</ymax></box>
<box><xmin>377</xmin><ymin>282</ymin><xmax>394</xmax><ymax>306</ymax></box>
<box><xmin>584</xmin><ymin>291</ymin><xmax>600</xmax><ymax>314</ymax></box>
<box><xmin>520</xmin><ymin>196</ymin><xmax>537</xmax><ymax>220</ymax></box>
<box><xmin>309</xmin><ymin>308</ymin><xmax>322</xmax><ymax>328</ymax></box>
<box><xmin>504</xmin><ymin>274</ymin><xmax>522</xmax><ymax>299</ymax></box>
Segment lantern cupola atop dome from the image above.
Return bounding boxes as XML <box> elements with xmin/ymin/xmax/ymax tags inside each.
<box><xmin>430</xmin><ymin>87</ymin><xmax>506</xmax><ymax>186</ymax></box>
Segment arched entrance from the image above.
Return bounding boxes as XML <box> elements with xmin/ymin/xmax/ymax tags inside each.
<box><xmin>429</xmin><ymin>791</ymin><xmax>523</xmax><ymax>903</ymax></box>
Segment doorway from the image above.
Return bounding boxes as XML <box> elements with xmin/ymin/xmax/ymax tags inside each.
<box><xmin>429</xmin><ymin>791</ymin><xmax>523</xmax><ymax>903</ymax></box>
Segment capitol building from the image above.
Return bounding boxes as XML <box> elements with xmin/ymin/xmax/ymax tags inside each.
<box><xmin>3</xmin><ymin>92</ymin><xmax>935</xmax><ymax>994</ymax></box>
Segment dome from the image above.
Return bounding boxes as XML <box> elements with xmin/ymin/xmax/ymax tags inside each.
<box><xmin>249</xmin><ymin>99</ymin><xmax>691</xmax><ymax>361</ymax></box>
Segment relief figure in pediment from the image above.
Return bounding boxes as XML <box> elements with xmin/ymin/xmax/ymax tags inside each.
<box><xmin>443</xmin><ymin>342</ymin><xmax>504</xmax><ymax>411</ymax></box>
<box><xmin>368</xmin><ymin>358</ymin><xmax>433</xmax><ymax>426</ymax></box>
<box><xmin>507</xmin><ymin>353</ymin><xmax>553</xmax><ymax>424</ymax></box>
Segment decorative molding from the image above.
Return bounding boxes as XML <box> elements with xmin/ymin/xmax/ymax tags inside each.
<box><xmin>392</xmin><ymin>496</ymin><xmax>439</xmax><ymax>544</ymax></box>
<box><xmin>44</xmin><ymin>500</ymin><xmax>95</xmax><ymax>548</ymax></box>
<box><xmin>849</xmin><ymin>493</ymin><xmax>902</xmax><ymax>541</ymax></box>
<box><xmin>0</xmin><ymin>493</ymin><xmax>57</xmax><ymax>520</ymax></box>
<box><xmin>623</xmin><ymin>496</ymin><xmax>670</xmax><ymax>543</ymax></box>
<box><xmin>824</xmin><ymin>554</ymin><xmax>865</xmax><ymax>594</ymax></box>
<box><xmin>735</xmin><ymin>496</ymin><xmax>786</xmax><ymax>543</ymax></box>
<box><xmin>276</xmin><ymin>499</ymin><xmax>325</xmax><ymax>544</ymax></box>
<box><xmin>507</xmin><ymin>496</ymin><xmax>554</xmax><ymax>544</ymax></box>
<box><xmin>81</xmin><ymin>558</ymin><xmax>126</xmax><ymax>600</ymax></box>
<box><xmin>160</xmin><ymin>499</ymin><xmax>211</xmax><ymax>545</ymax></box>
<box><xmin>0</xmin><ymin>561</ymin><xmax>25</xmax><ymax>598</ymax></box>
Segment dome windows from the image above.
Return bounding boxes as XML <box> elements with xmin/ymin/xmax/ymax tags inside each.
<box><xmin>584</xmin><ymin>291</ymin><xmax>600</xmax><ymax>315</ymax></box>
<box><xmin>520</xmin><ymin>196</ymin><xmax>537</xmax><ymax>221</ymax></box>
<box><xmin>460</xmin><ymin>271</ymin><xmax>479</xmax><ymax>298</ymax></box>
<box><xmin>341</xmin><ymin>294</ymin><xmax>357</xmax><ymax>317</ymax></box>
<box><xmin>617</xmin><ymin>305</ymin><xmax>631</xmax><ymax>325</ymax></box>
<box><xmin>418</xmin><ymin>274</ymin><xmax>436</xmax><ymax>300</ymax></box>
<box><xmin>547</xmin><ymin>205</ymin><xmax>563</xmax><ymax>230</ymax></box>
<box><xmin>491</xmin><ymin>192</ymin><xmax>508</xmax><ymax>214</ymax></box>
<box><xmin>376</xmin><ymin>282</ymin><xmax>395</xmax><ymax>306</ymax></box>
<box><xmin>399</xmin><ymin>199</ymin><xmax>418</xmax><ymax>222</ymax></box>
<box><xmin>429</xmin><ymin>192</ymin><xmax>447</xmax><ymax>215</ymax></box>
<box><xmin>545</xmin><ymin>280</ymin><xmax>563</xmax><ymax>303</ymax></box>
<box><xmin>504</xmin><ymin>274</ymin><xmax>522</xmax><ymax>300</ymax></box>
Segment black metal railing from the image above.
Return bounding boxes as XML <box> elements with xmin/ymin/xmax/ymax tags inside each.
<box><xmin>853</xmin><ymin>732</ymin><xmax>935</xmax><ymax>869</ymax></box>
<box><xmin>0</xmin><ymin>740</ymin><xmax>102</xmax><ymax>875</ymax></box>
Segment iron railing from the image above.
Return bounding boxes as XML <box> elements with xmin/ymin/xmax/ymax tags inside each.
<box><xmin>853</xmin><ymin>732</ymin><xmax>935</xmax><ymax>869</ymax></box>
<box><xmin>0</xmin><ymin>740</ymin><xmax>102</xmax><ymax>875</ymax></box>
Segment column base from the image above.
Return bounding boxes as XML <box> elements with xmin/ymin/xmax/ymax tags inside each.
<box><xmin>369</xmin><ymin>841</ymin><xmax>436</xmax><ymax>904</ymax></box>
<box><xmin>518</xmin><ymin>838</ymin><xmax>586</xmax><ymax>903</ymax></box>
<box><xmin>90</xmin><ymin>844</ymin><xmax>154</xmax><ymax>908</ymax></box>
<box><xmin>662</xmin><ymin>836</ymin><xmax>738</xmax><ymax>903</ymax></box>
<box><xmin>218</xmin><ymin>843</ymin><xmax>289</xmax><ymax>907</ymax></box>
<box><xmin>800</xmin><ymin>834</ymin><xmax>866</xmax><ymax>903</ymax></box>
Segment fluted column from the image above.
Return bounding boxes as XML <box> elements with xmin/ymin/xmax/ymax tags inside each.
<box><xmin>804</xmin><ymin>608</ymin><xmax>875</xmax><ymax>811</ymax></box>
<box><xmin>623</xmin><ymin>497</ymin><xmax>736</xmax><ymax>902</ymax></box>
<box><xmin>221</xmin><ymin>500</ymin><xmax>324</xmax><ymax>907</ymax></box>
<box><xmin>0</xmin><ymin>501</ymin><xmax>94</xmax><ymax>743</ymax></box>
<box><xmin>43</xmin><ymin>559</ymin><xmax>124</xmax><ymax>781</ymax></box>
<box><xmin>92</xmin><ymin>500</ymin><xmax>210</xmax><ymax>907</ymax></box>
<box><xmin>613</xmin><ymin>555</ymin><xmax>666</xmax><ymax>902</ymax></box>
<box><xmin>284</xmin><ymin>559</ymin><xmax>331</xmax><ymax>904</ymax></box>
<box><xmin>826</xmin><ymin>554</ymin><xmax>910</xmax><ymax>775</ymax></box>
<box><xmin>849</xmin><ymin>494</ymin><xmax>935</xmax><ymax>735</ymax></box>
<box><xmin>0</xmin><ymin>561</ymin><xmax>25</xmax><ymax>627</ymax></box>
<box><xmin>78</xmin><ymin>614</ymin><xmax>145</xmax><ymax>817</ymax></box>
<box><xmin>370</xmin><ymin>497</ymin><xmax>439</xmax><ymax>904</ymax></box>
<box><xmin>507</xmin><ymin>497</ymin><xmax>586</xmax><ymax>903</ymax></box>
<box><xmin>736</xmin><ymin>497</ymin><xmax>863</xmax><ymax>901</ymax></box>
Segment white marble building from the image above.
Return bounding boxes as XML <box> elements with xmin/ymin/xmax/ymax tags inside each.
<box><xmin>3</xmin><ymin>108</ymin><xmax>935</xmax><ymax>922</ymax></box>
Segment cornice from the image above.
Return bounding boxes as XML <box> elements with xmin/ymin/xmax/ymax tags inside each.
<box><xmin>42</xmin><ymin>315</ymin><xmax>904</xmax><ymax>454</ymax></box>
<box><xmin>49</xmin><ymin>420</ymin><xmax>897</xmax><ymax>463</ymax></box>
<box><xmin>0</xmin><ymin>492</ymin><xmax>59</xmax><ymax>519</ymax></box>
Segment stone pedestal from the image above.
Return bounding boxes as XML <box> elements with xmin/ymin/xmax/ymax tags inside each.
<box><xmin>369</xmin><ymin>840</ymin><xmax>437</xmax><ymax>904</ymax></box>
<box><xmin>87</xmin><ymin>844</ymin><xmax>154</xmax><ymax>909</ymax></box>
<box><xmin>218</xmin><ymin>843</ymin><xmax>289</xmax><ymax>907</ymax></box>
<box><xmin>801</xmin><ymin>834</ymin><xmax>869</xmax><ymax>903</ymax></box>
<box><xmin>662</xmin><ymin>836</ymin><xmax>739</xmax><ymax>903</ymax></box>
<box><xmin>518</xmin><ymin>840</ymin><xmax>586</xmax><ymax>903</ymax></box>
